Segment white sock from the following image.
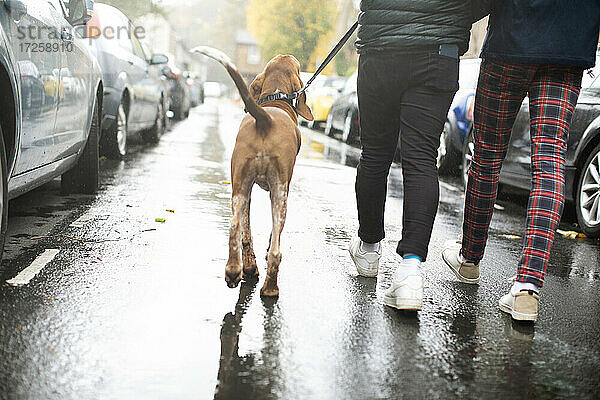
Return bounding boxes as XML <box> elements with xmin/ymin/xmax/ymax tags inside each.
<box><xmin>360</xmin><ymin>240</ymin><xmax>380</xmax><ymax>252</ymax></box>
<box><xmin>511</xmin><ymin>281</ymin><xmax>539</xmax><ymax>295</ymax></box>
<box><xmin>394</xmin><ymin>257</ymin><xmax>422</xmax><ymax>281</ymax></box>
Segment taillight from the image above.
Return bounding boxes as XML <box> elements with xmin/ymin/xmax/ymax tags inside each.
<box><xmin>466</xmin><ymin>95</ymin><xmax>475</xmax><ymax>121</ymax></box>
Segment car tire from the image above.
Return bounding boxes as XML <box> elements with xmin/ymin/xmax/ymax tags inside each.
<box><xmin>61</xmin><ymin>99</ymin><xmax>100</xmax><ymax>195</ymax></box>
<box><xmin>0</xmin><ymin>126</ymin><xmax>9</xmax><ymax>263</ymax></box>
<box><xmin>438</xmin><ymin>121</ymin><xmax>460</xmax><ymax>175</ymax></box>
<box><xmin>576</xmin><ymin>142</ymin><xmax>600</xmax><ymax>238</ymax></box>
<box><xmin>101</xmin><ymin>100</ymin><xmax>127</xmax><ymax>160</ymax></box>
<box><xmin>142</xmin><ymin>99</ymin><xmax>166</xmax><ymax>144</ymax></box>
<box><xmin>342</xmin><ymin>110</ymin><xmax>358</xmax><ymax>144</ymax></box>
<box><xmin>325</xmin><ymin>112</ymin><xmax>336</xmax><ymax>137</ymax></box>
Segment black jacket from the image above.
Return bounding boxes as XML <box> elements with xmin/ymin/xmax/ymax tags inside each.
<box><xmin>482</xmin><ymin>0</ymin><xmax>600</xmax><ymax>68</ymax></box>
<box><xmin>355</xmin><ymin>0</ymin><xmax>490</xmax><ymax>56</ymax></box>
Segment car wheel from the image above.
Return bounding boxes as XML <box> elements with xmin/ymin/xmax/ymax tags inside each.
<box><xmin>462</xmin><ymin>127</ymin><xmax>475</xmax><ymax>189</ymax></box>
<box><xmin>101</xmin><ymin>100</ymin><xmax>127</xmax><ymax>160</ymax></box>
<box><xmin>142</xmin><ymin>100</ymin><xmax>166</xmax><ymax>144</ymax></box>
<box><xmin>0</xmin><ymin>126</ymin><xmax>9</xmax><ymax>262</ymax></box>
<box><xmin>437</xmin><ymin>121</ymin><xmax>459</xmax><ymax>175</ymax></box>
<box><xmin>62</xmin><ymin>98</ymin><xmax>100</xmax><ymax>194</ymax></box>
<box><xmin>576</xmin><ymin>143</ymin><xmax>600</xmax><ymax>237</ymax></box>
<box><xmin>342</xmin><ymin>111</ymin><xmax>357</xmax><ymax>144</ymax></box>
<box><xmin>325</xmin><ymin>112</ymin><xmax>335</xmax><ymax>137</ymax></box>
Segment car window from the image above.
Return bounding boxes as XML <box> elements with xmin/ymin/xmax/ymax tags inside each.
<box><xmin>344</xmin><ymin>73</ymin><xmax>357</xmax><ymax>94</ymax></box>
<box><xmin>130</xmin><ymin>26</ymin><xmax>147</xmax><ymax>61</ymax></box>
<box><xmin>459</xmin><ymin>59</ymin><xmax>481</xmax><ymax>90</ymax></box>
<box><xmin>98</xmin><ymin>7</ymin><xmax>133</xmax><ymax>53</ymax></box>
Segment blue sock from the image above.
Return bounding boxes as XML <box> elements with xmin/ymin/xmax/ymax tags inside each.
<box><xmin>404</xmin><ymin>254</ymin><xmax>422</xmax><ymax>262</ymax></box>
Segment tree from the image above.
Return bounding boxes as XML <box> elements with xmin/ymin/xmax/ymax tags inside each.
<box><xmin>247</xmin><ymin>0</ymin><xmax>337</xmax><ymax>71</ymax></box>
<box><xmin>100</xmin><ymin>0</ymin><xmax>163</xmax><ymax>19</ymax></box>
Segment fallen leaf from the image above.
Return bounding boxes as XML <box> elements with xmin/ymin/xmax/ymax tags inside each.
<box><xmin>155</xmin><ymin>218</ymin><xmax>166</xmax><ymax>223</ymax></box>
<box><xmin>220</xmin><ymin>180</ymin><xmax>231</xmax><ymax>185</ymax></box>
<box><xmin>556</xmin><ymin>229</ymin><xmax>587</xmax><ymax>239</ymax></box>
<box><xmin>499</xmin><ymin>234</ymin><xmax>522</xmax><ymax>240</ymax></box>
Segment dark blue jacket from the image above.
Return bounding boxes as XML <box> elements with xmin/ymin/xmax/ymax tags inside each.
<box><xmin>482</xmin><ymin>0</ymin><xmax>600</xmax><ymax>68</ymax></box>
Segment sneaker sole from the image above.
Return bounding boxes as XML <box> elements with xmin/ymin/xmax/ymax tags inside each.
<box><xmin>383</xmin><ymin>295</ymin><xmax>422</xmax><ymax>311</ymax></box>
<box><xmin>498</xmin><ymin>300</ymin><xmax>537</xmax><ymax>322</ymax></box>
<box><xmin>442</xmin><ymin>251</ymin><xmax>480</xmax><ymax>284</ymax></box>
<box><xmin>349</xmin><ymin>249</ymin><xmax>378</xmax><ymax>278</ymax></box>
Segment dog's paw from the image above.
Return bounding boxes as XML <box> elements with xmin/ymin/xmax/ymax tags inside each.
<box><xmin>260</xmin><ymin>285</ymin><xmax>279</xmax><ymax>298</ymax></box>
<box><xmin>225</xmin><ymin>269</ymin><xmax>242</xmax><ymax>288</ymax></box>
<box><xmin>242</xmin><ymin>266</ymin><xmax>259</xmax><ymax>282</ymax></box>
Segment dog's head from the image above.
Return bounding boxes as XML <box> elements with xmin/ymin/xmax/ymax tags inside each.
<box><xmin>249</xmin><ymin>55</ymin><xmax>314</xmax><ymax>121</ymax></box>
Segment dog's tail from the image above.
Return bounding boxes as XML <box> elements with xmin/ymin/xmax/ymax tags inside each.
<box><xmin>190</xmin><ymin>46</ymin><xmax>272</xmax><ymax>133</ymax></box>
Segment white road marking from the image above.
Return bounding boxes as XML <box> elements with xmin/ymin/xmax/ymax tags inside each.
<box><xmin>439</xmin><ymin>181</ymin><xmax>462</xmax><ymax>193</ymax></box>
<box><xmin>70</xmin><ymin>211</ymin><xmax>95</xmax><ymax>228</ymax></box>
<box><xmin>6</xmin><ymin>249</ymin><xmax>60</xmax><ymax>286</ymax></box>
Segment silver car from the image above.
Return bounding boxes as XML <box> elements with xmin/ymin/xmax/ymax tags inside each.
<box><xmin>0</xmin><ymin>0</ymin><xmax>102</xmax><ymax>259</ymax></box>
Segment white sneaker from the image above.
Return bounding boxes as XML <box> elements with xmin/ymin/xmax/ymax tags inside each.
<box><xmin>348</xmin><ymin>236</ymin><xmax>380</xmax><ymax>277</ymax></box>
<box><xmin>499</xmin><ymin>285</ymin><xmax>539</xmax><ymax>322</ymax></box>
<box><xmin>383</xmin><ymin>273</ymin><xmax>423</xmax><ymax>310</ymax></box>
<box><xmin>441</xmin><ymin>240</ymin><xmax>480</xmax><ymax>284</ymax></box>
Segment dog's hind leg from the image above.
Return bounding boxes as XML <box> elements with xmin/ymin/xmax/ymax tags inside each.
<box><xmin>226</xmin><ymin>179</ymin><xmax>252</xmax><ymax>288</ymax></box>
<box><xmin>241</xmin><ymin>191</ymin><xmax>258</xmax><ymax>281</ymax></box>
<box><xmin>260</xmin><ymin>182</ymin><xmax>289</xmax><ymax>297</ymax></box>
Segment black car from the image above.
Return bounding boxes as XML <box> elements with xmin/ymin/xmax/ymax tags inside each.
<box><xmin>162</xmin><ymin>60</ymin><xmax>191</xmax><ymax>121</ymax></box>
<box><xmin>462</xmin><ymin>55</ymin><xmax>600</xmax><ymax>237</ymax></box>
<box><xmin>325</xmin><ymin>72</ymin><xmax>359</xmax><ymax>144</ymax></box>
<box><xmin>87</xmin><ymin>3</ymin><xmax>169</xmax><ymax>159</ymax></box>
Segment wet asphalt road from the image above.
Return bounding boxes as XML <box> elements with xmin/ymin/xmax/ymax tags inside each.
<box><xmin>0</xmin><ymin>99</ymin><xmax>599</xmax><ymax>399</ymax></box>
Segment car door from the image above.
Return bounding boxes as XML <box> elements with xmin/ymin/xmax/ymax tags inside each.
<box><xmin>100</xmin><ymin>8</ymin><xmax>145</xmax><ymax>129</ymax></box>
<box><xmin>130</xmin><ymin>28</ymin><xmax>158</xmax><ymax>125</ymax></box>
<box><xmin>52</xmin><ymin>0</ymin><xmax>94</xmax><ymax>160</ymax></box>
<box><xmin>6</xmin><ymin>0</ymin><xmax>62</xmax><ymax>175</ymax></box>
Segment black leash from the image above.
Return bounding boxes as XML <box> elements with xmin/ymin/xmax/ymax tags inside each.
<box><xmin>298</xmin><ymin>21</ymin><xmax>359</xmax><ymax>95</ymax></box>
<box><xmin>257</xmin><ymin>21</ymin><xmax>359</xmax><ymax>109</ymax></box>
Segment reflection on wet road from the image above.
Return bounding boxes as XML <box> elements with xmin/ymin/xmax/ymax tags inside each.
<box><xmin>0</xmin><ymin>100</ymin><xmax>599</xmax><ymax>399</ymax></box>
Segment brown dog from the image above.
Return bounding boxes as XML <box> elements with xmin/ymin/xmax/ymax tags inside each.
<box><xmin>190</xmin><ymin>46</ymin><xmax>314</xmax><ymax>297</ymax></box>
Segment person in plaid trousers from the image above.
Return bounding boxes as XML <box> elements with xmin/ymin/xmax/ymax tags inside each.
<box><xmin>442</xmin><ymin>1</ymin><xmax>600</xmax><ymax>322</ymax></box>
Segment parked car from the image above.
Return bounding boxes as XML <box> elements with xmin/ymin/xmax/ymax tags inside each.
<box><xmin>462</xmin><ymin>53</ymin><xmax>600</xmax><ymax>237</ymax></box>
<box><xmin>0</xmin><ymin>0</ymin><xmax>102</xmax><ymax>259</ymax></box>
<box><xmin>298</xmin><ymin>72</ymin><xmax>326</xmax><ymax>126</ymax></box>
<box><xmin>306</xmin><ymin>76</ymin><xmax>346</xmax><ymax>128</ymax></box>
<box><xmin>203</xmin><ymin>81</ymin><xmax>226</xmax><ymax>98</ymax></box>
<box><xmin>438</xmin><ymin>58</ymin><xmax>480</xmax><ymax>174</ymax></box>
<box><xmin>325</xmin><ymin>71</ymin><xmax>359</xmax><ymax>144</ymax></box>
<box><xmin>162</xmin><ymin>59</ymin><xmax>191</xmax><ymax>120</ymax></box>
<box><xmin>185</xmin><ymin>71</ymin><xmax>204</xmax><ymax>107</ymax></box>
<box><xmin>86</xmin><ymin>3</ymin><xmax>169</xmax><ymax>159</ymax></box>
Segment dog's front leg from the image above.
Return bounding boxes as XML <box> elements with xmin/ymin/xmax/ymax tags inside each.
<box><xmin>261</xmin><ymin>185</ymin><xmax>288</xmax><ymax>297</ymax></box>
<box><xmin>226</xmin><ymin>194</ymin><xmax>246</xmax><ymax>288</ymax></box>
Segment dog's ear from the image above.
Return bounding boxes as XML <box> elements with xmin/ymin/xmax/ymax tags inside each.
<box><xmin>296</xmin><ymin>91</ymin><xmax>314</xmax><ymax>121</ymax></box>
<box><xmin>249</xmin><ymin>73</ymin><xmax>265</xmax><ymax>102</ymax></box>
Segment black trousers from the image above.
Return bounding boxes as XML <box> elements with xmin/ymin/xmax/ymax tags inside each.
<box><xmin>356</xmin><ymin>52</ymin><xmax>458</xmax><ymax>261</ymax></box>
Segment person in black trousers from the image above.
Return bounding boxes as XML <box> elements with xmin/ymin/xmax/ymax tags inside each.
<box><xmin>348</xmin><ymin>0</ymin><xmax>489</xmax><ymax>310</ymax></box>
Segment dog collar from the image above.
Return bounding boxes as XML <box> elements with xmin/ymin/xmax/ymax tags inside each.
<box><xmin>257</xmin><ymin>92</ymin><xmax>298</xmax><ymax>113</ymax></box>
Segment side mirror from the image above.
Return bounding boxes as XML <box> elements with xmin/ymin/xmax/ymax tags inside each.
<box><xmin>66</xmin><ymin>0</ymin><xmax>94</xmax><ymax>27</ymax></box>
<box><xmin>4</xmin><ymin>0</ymin><xmax>27</xmax><ymax>21</ymax></box>
<box><xmin>150</xmin><ymin>54</ymin><xmax>169</xmax><ymax>65</ymax></box>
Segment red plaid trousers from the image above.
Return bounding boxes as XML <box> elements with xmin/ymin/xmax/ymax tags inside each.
<box><xmin>461</xmin><ymin>59</ymin><xmax>582</xmax><ymax>288</ymax></box>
